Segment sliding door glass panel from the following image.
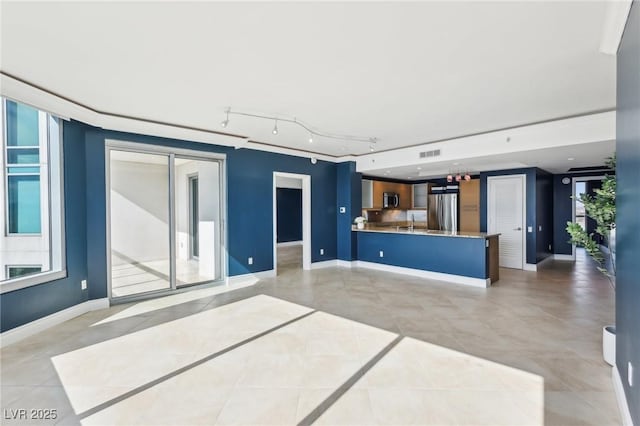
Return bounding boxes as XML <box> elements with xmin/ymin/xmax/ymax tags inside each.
<box><xmin>189</xmin><ymin>176</ymin><xmax>199</xmax><ymax>258</ymax></box>
<box><xmin>175</xmin><ymin>158</ymin><xmax>221</xmax><ymax>286</ymax></box>
<box><xmin>109</xmin><ymin>150</ymin><xmax>171</xmax><ymax>297</ymax></box>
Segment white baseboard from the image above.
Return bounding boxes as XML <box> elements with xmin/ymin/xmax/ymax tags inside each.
<box><xmin>226</xmin><ymin>269</ymin><xmax>275</xmax><ymax>286</ymax></box>
<box><xmin>336</xmin><ymin>259</ymin><xmax>354</xmax><ymax>268</ymax></box>
<box><xmin>553</xmin><ymin>254</ymin><xmax>575</xmax><ymax>261</ymax></box>
<box><xmin>612</xmin><ymin>366</ymin><xmax>634</xmax><ymax>426</ymax></box>
<box><xmin>310</xmin><ymin>260</ymin><xmax>338</xmax><ymax>269</ymax></box>
<box><xmin>523</xmin><ymin>255</ymin><xmax>557</xmax><ymax>271</ymax></box>
<box><xmin>353</xmin><ymin>261</ymin><xmax>490</xmax><ymax>288</ymax></box>
<box><xmin>276</xmin><ymin>241</ymin><xmax>303</xmax><ymax>247</ymax></box>
<box><xmin>0</xmin><ymin>298</ymin><xmax>109</xmax><ymax>348</ymax></box>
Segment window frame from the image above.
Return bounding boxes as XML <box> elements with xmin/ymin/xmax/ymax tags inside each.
<box><xmin>0</xmin><ymin>98</ymin><xmax>67</xmax><ymax>294</ymax></box>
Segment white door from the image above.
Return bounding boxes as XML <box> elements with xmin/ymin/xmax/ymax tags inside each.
<box><xmin>488</xmin><ymin>175</ymin><xmax>525</xmax><ymax>269</ymax></box>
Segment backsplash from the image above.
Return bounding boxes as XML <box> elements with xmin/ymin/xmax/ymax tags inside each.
<box><xmin>363</xmin><ymin>209</ymin><xmax>428</xmax><ymax>223</ymax></box>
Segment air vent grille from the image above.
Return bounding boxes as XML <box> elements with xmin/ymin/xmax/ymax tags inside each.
<box><xmin>419</xmin><ymin>149</ymin><xmax>441</xmax><ymax>158</ymax></box>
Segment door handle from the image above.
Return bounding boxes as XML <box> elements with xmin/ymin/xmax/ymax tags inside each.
<box><xmin>514</xmin><ymin>227</ymin><xmax>522</xmax><ymax>231</ymax></box>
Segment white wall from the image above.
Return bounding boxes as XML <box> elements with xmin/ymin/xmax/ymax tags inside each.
<box><xmin>110</xmin><ymin>159</ymin><xmax>169</xmax><ymax>265</ymax></box>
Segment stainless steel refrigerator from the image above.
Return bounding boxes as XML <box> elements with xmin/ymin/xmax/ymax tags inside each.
<box><xmin>427</xmin><ymin>194</ymin><xmax>458</xmax><ymax>231</ymax></box>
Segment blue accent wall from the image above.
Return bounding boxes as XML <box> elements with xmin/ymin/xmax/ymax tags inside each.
<box><xmin>356</xmin><ymin>231</ymin><xmax>487</xmax><ymax>279</ymax></box>
<box><xmin>1</xmin><ymin>121</ymin><xmax>338</xmax><ymax>331</ymax></box>
<box><xmin>535</xmin><ymin>169</ymin><xmax>553</xmax><ymax>262</ymax></box>
<box><xmin>276</xmin><ymin>188</ymin><xmax>302</xmax><ymax>243</ymax></box>
<box><xmin>1</xmin><ymin>120</ymin><xmax>90</xmax><ymax>332</ymax></box>
<box><xmin>616</xmin><ymin>2</ymin><xmax>640</xmax><ymax>422</ymax></box>
<box><xmin>337</xmin><ymin>162</ymin><xmax>361</xmax><ymax>261</ymax></box>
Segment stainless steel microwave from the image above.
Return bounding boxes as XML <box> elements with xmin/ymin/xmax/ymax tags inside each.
<box><xmin>383</xmin><ymin>192</ymin><xmax>399</xmax><ymax>208</ymax></box>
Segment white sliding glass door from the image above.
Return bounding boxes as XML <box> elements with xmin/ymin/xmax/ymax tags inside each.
<box><xmin>107</xmin><ymin>143</ymin><xmax>225</xmax><ymax>301</ymax></box>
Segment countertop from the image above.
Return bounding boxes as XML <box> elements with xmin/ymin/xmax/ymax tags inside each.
<box><xmin>352</xmin><ymin>224</ymin><xmax>500</xmax><ymax>239</ymax></box>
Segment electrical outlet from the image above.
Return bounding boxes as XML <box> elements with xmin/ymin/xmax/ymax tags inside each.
<box><xmin>527</xmin><ymin>226</ymin><xmax>533</xmax><ymax>233</ymax></box>
<box><xmin>548</xmin><ymin>244</ymin><xmax>552</xmax><ymax>251</ymax></box>
<box><xmin>379</xmin><ymin>250</ymin><xmax>384</xmax><ymax>258</ymax></box>
<box><xmin>248</xmin><ymin>257</ymin><xmax>253</xmax><ymax>265</ymax></box>
<box><xmin>320</xmin><ymin>249</ymin><xmax>324</xmax><ymax>255</ymax></box>
<box><xmin>339</xmin><ymin>207</ymin><xmax>346</xmax><ymax>213</ymax></box>
<box><xmin>81</xmin><ymin>279</ymin><xmax>87</xmax><ymax>290</ymax></box>
<box><xmin>629</xmin><ymin>362</ymin><xmax>634</xmax><ymax>387</ymax></box>
<box><xmin>538</xmin><ymin>225</ymin><xmax>542</xmax><ymax>231</ymax></box>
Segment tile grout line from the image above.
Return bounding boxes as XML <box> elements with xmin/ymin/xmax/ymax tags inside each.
<box><xmin>75</xmin><ymin>309</ymin><xmax>317</xmax><ymax>420</ymax></box>
<box><xmin>296</xmin><ymin>335</ymin><xmax>404</xmax><ymax>426</ymax></box>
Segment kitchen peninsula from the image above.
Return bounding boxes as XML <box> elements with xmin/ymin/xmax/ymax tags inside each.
<box><xmin>353</xmin><ymin>225</ymin><xmax>499</xmax><ymax>288</ymax></box>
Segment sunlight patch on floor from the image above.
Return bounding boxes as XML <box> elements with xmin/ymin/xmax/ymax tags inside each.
<box><xmin>93</xmin><ymin>280</ymin><xmax>257</xmax><ymax>326</ymax></box>
<box><xmin>48</xmin><ymin>294</ymin><xmax>544</xmax><ymax>425</ymax></box>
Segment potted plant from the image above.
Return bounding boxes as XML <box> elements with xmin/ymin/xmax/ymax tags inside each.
<box><xmin>566</xmin><ymin>155</ymin><xmax>616</xmax><ymax>366</ymax></box>
<box><xmin>354</xmin><ymin>216</ymin><xmax>367</xmax><ymax>230</ymax></box>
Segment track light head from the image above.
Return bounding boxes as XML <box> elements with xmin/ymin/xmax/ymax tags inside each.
<box><xmin>221</xmin><ymin>119</ymin><xmax>228</xmax><ymax>128</ymax></box>
<box><xmin>272</xmin><ymin>120</ymin><xmax>279</xmax><ymax>135</ymax></box>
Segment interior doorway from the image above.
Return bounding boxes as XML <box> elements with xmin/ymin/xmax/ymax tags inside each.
<box><xmin>273</xmin><ymin>172</ymin><xmax>311</xmax><ymax>274</ymax></box>
<box><xmin>487</xmin><ymin>174</ymin><xmax>526</xmax><ymax>269</ymax></box>
<box><xmin>106</xmin><ymin>141</ymin><xmax>226</xmax><ymax>301</ymax></box>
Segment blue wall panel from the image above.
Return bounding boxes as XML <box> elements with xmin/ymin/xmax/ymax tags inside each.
<box><xmin>336</xmin><ymin>162</ymin><xmax>360</xmax><ymax>261</ymax></box>
<box><xmin>535</xmin><ymin>169</ymin><xmax>553</xmax><ymax>262</ymax></box>
<box><xmin>276</xmin><ymin>188</ymin><xmax>302</xmax><ymax>243</ymax></box>
<box><xmin>0</xmin><ymin>120</ymin><xmax>89</xmax><ymax>332</ymax></box>
<box><xmin>356</xmin><ymin>232</ymin><xmax>487</xmax><ymax>279</ymax></box>
<box><xmin>616</xmin><ymin>2</ymin><xmax>640</xmax><ymax>422</ymax></box>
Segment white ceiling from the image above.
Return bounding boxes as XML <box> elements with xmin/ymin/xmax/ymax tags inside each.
<box><xmin>1</xmin><ymin>1</ymin><xmax>615</xmax><ymax>161</ymax></box>
<box><xmin>365</xmin><ymin>139</ymin><xmax>616</xmax><ymax>180</ymax></box>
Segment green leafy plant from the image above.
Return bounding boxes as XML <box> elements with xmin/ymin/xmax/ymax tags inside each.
<box><xmin>566</xmin><ymin>155</ymin><xmax>616</xmax><ymax>276</ymax></box>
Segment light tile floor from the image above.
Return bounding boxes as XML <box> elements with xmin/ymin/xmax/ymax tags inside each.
<box><xmin>111</xmin><ymin>257</ymin><xmax>217</xmax><ymax>298</ymax></box>
<box><xmin>0</xmin><ymin>248</ymin><xmax>620</xmax><ymax>425</ymax></box>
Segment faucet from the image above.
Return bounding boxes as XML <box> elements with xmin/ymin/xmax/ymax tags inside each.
<box><xmin>409</xmin><ymin>213</ymin><xmax>415</xmax><ymax>231</ymax></box>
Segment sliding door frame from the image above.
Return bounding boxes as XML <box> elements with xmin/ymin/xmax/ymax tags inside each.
<box><xmin>105</xmin><ymin>139</ymin><xmax>227</xmax><ymax>303</ymax></box>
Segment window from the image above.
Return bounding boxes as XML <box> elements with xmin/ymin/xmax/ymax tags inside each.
<box><xmin>0</xmin><ymin>98</ymin><xmax>65</xmax><ymax>291</ymax></box>
<box><xmin>7</xmin><ymin>265</ymin><xmax>42</xmax><ymax>279</ymax></box>
<box><xmin>6</xmin><ymin>101</ymin><xmax>42</xmax><ymax>234</ymax></box>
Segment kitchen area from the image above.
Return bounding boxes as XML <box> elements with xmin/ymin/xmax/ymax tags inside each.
<box><xmin>353</xmin><ymin>176</ymin><xmax>500</xmax><ymax>287</ymax></box>
<box><xmin>360</xmin><ymin>177</ymin><xmax>481</xmax><ymax>233</ymax></box>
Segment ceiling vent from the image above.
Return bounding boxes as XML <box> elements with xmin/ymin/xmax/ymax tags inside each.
<box><xmin>419</xmin><ymin>149</ymin><xmax>441</xmax><ymax>159</ymax></box>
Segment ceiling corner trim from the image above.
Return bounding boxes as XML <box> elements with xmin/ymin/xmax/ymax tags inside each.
<box><xmin>0</xmin><ymin>71</ymin><xmax>339</xmax><ymax>163</ymax></box>
<box><xmin>600</xmin><ymin>0</ymin><xmax>633</xmax><ymax>55</ymax></box>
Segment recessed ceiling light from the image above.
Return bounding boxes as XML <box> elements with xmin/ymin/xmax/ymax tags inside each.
<box><xmin>453</xmin><ymin>162</ymin><xmax>460</xmax><ymax>166</ymax></box>
<box><xmin>417</xmin><ymin>166</ymin><xmax>422</xmax><ymax>170</ymax></box>
<box><xmin>568</xmin><ymin>157</ymin><xmax>574</xmax><ymax>161</ymax></box>
<box><xmin>407</xmin><ymin>176</ymin><xmax>412</xmax><ymax>179</ymax></box>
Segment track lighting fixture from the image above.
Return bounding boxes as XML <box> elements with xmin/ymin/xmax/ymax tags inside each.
<box><xmin>220</xmin><ymin>109</ymin><xmax>230</xmax><ymax>128</ymax></box>
<box><xmin>455</xmin><ymin>174</ymin><xmax>462</xmax><ymax>182</ymax></box>
<box><xmin>220</xmin><ymin>108</ymin><xmax>377</xmax><ymax>150</ymax></box>
<box><xmin>447</xmin><ymin>174</ymin><xmax>453</xmax><ymax>183</ymax></box>
<box><xmin>464</xmin><ymin>173</ymin><xmax>471</xmax><ymax>181</ymax></box>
